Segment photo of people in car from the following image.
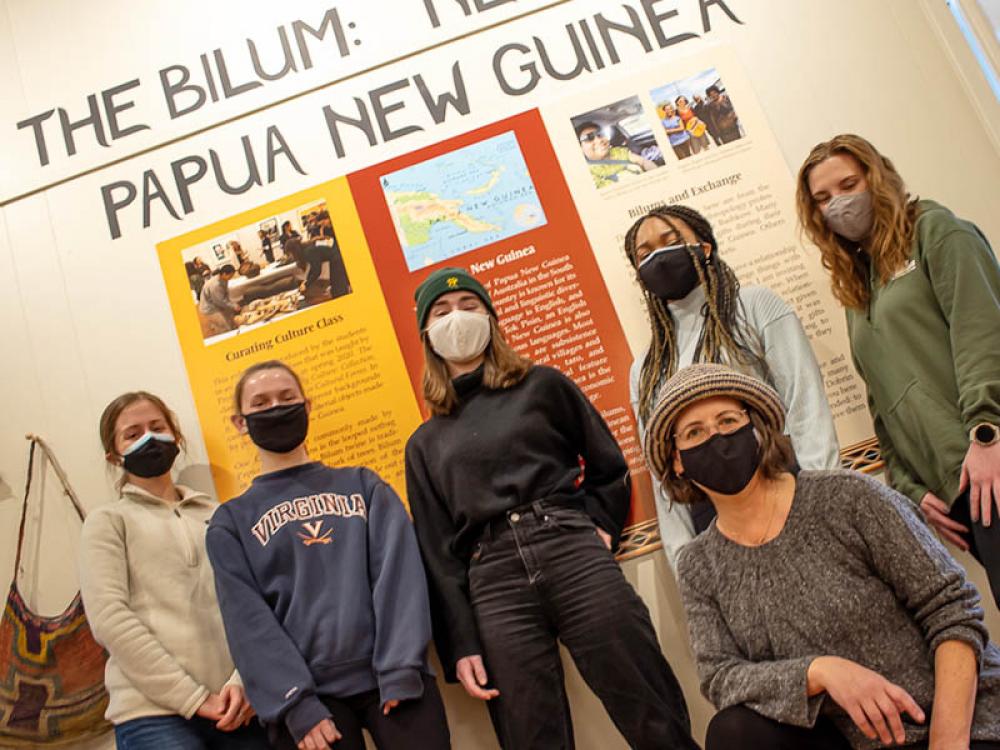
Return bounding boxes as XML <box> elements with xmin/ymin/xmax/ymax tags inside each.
<box><xmin>570</xmin><ymin>96</ymin><xmax>665</xmax><ymax>190</ymax></box>
<box><xmin>651</xmin><ymin>67</ymin><xmax>745</xmax><ymax>161</ymax></box>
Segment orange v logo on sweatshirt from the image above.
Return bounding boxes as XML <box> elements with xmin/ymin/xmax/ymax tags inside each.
<box><xmin>297</xmin><ymin>520</ymin><xmax>333</xmax><ymax>546</ymax></box>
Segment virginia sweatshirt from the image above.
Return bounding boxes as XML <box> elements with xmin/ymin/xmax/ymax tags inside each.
<box><xmin>205</xmin><ymin>462</ymin><xmax>433</xmax><ymax>744</ymax></box>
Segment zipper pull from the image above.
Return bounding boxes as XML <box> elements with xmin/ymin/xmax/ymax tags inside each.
<box><xmin>174</xmin><ymin>509</ymin><xmax>181</xmax><ymax>517</ymax></box>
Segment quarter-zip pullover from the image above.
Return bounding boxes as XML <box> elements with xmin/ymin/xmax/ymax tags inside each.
<box><xmin>79</xmin><ymin>483</ymin><xmax>241</xmax><ymax>724</ymax></box>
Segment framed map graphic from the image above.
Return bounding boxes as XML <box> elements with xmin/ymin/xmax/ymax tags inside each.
<box><xmin>380</xmin><ymin>130</ymin><xmax>548</xmax><ymax>271</ymax></box>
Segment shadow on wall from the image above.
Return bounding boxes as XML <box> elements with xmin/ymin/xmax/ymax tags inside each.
<box><xmin>177</xmin><ymin>463</ymin><xmax>218</xmax><ymax>497</ymax></box>
<box><xmin>0</xmin><ymin>475</ymin><xmax>13</xmax><ymax>503</ymax></box>
<box><xmin>0</xmin><ymin>474</ymin><xmax>17</xmax><ymax>591</ymax></box>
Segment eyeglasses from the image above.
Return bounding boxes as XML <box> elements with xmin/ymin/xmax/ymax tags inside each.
<box><xmin>579</xmin><ymin>130</ymin><xmax>607</xmax><ymax>144</ymax></box>
<box><xmin>674</xmin><ymin>409</ymin><xmax>749</xmax><ymax>449</ymax></box>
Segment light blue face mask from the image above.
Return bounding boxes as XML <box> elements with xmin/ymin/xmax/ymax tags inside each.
<box><xmin>123</xmin><ymin>431</ymin><xmax>176</xmax><ymax>455</ymax></box>
<box><xmin>121</xmin><ymin>431</ymin><xmax>179</xmax><ymax>478</ymax></box>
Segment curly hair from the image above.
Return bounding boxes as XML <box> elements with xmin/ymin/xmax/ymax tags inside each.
<box><xmin>795</xmin><ymin>134</ymin><xmax>919</xmax><ymax>309</ymax></box>
<box><xmin>624</xmin><ymin>204</ymin><xmax>770</xmax><ymax>424</ymax></box>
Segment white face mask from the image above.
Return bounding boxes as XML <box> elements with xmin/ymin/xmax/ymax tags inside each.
<box><xmin>427</xmin><ymin>310</ymin><xmax>491</xmax><ymax>363</ymax></box>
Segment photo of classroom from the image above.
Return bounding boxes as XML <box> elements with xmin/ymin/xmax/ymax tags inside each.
<box><xmin>183</xmin><ymin>200</ymin><xmax>352</xmax><ymax>344</ymax></box>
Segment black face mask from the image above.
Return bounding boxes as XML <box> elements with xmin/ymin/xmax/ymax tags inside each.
<box><xmin>122</xmin><ymin>433</ymin><xmax>180</xmax><ymax>478</ymax></box>
<box><xmin>243</xmin><ymin>402</ymin><xmax>309</xmax><ymax>453</ymax></box>
<box><xmin>679</xmin><ymin>422</ymin><xmax>761</xmax><ymax>495</ymax></box>
<box><xmin>637</xmin><ymin>243</ymin><xmax>704</xmax><ymax>301</ymax></box>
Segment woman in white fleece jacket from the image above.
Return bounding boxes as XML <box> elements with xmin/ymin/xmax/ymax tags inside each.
<box><xmin>79</xmin><ymin>391</ymin><xmax>270</xmax><ymax>750</ymax></box>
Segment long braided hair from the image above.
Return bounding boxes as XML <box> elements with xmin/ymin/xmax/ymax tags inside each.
<box><xmin>624</xmin><ymin>204</ymin><xmax>772</xmax><ymax>423</ymax></box>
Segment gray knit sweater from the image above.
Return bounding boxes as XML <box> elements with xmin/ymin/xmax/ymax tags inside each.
<box><xmin>677</xmin><ymin>470</ymin><xmax>1000</xmax><ymax>749</ymax></box>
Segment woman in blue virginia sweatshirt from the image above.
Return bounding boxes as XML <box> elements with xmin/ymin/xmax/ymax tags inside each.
<box><xmin>206</xmin><ymin>360</ymin><xmax>451</xmax><ymax>750</ymax></box>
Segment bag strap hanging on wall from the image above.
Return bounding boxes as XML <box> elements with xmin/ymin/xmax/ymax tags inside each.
<box><xmin>12</xmin><ymin>434</ymin><xmax>87</xmax><ymax>587</ymax></box>
<box><xmin>0</xmin><ymin>434</ymin><xmax>111</xmax><ymax>747</ymax></box>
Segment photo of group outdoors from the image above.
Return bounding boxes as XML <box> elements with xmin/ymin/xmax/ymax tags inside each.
<box><xmin>183</xmin><ymin>199</ymin><xmax>352</xmax><ymax>344</ymax></box>
<box><xmin>570</xmin><ymin>96</ymin><xmax>666</xmax><ymax>190</ymax></box>
<box><xmin>651</xmin><ymin>67</ymin><xmax>745</xmax><ymax>161</ymax></box>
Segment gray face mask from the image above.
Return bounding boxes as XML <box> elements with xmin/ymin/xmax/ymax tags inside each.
<box><xmin>822</xmin><ymin>190</ymin><xmax>874</xmax><ymax>243</ymax></box>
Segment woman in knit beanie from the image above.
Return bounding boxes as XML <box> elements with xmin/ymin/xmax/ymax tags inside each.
<box><xmin>645</xmin><ymin>363</ymin><xmax>1000</xmax><ymax>750</ymax></box>
<box><xmin>404</xmin><ymin>267</ymin><xmax>698</xmax><ymax>750</ymax></box>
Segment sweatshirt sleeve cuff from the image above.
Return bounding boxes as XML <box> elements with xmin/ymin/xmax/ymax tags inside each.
<box><xmin>799</xmin><ymin>657</ymin><xmax>826</xmax><ymax>728</ymax></box>
<box><xmin>285</xmin><ymin>694</ymin><xmax>332</xmax><ymax>744</ymax></box>
<box><xmin>179</xmin><ymin>684</ymin><xmax>210</xmax><ymax>720</ymax></box>
<box><xmin>378</xmin><ymin>667</ymin><xmax>425</xmax><ymax>707</ymax></box>
<box><xmin>224</xmin><ymin>669</ymin><xmax>243</xmax><ymax>689</ymax></box>
<box><xmin>930</xmin><ymin>626</ymin><xmax>987</xmax><ymax>667</ymax></box>
<box><xmin>440</xmin><ymin>637</ymin><xmax>483</xmax><ymax>683</ymax></box>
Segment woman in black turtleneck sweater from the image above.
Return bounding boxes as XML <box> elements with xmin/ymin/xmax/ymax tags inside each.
<box><xmin>404</xmin><ymin>267</ymin><xmax>697</xmax><ymax>750</ymax></box>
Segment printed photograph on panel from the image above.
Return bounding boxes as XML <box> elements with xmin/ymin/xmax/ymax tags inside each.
<box><xmin>569</xmin><ymin>95</ymin><xmax>665</xmax><ymax>190</ymax></box>
<box><xmin>182</xmin><ymin>199</ymin><xmax>352</xmax><ymax>344</ymax></box>
<box><xmin>651</xmin><ymin>67</ymin><xmax>745</xmax><ymax>161</ymax></box>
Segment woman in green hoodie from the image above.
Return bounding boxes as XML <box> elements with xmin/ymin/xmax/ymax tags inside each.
<box><xmin>795</xmin><ymin>133</ymin><xmax>1000</xmax><ymax>607</ymax></box>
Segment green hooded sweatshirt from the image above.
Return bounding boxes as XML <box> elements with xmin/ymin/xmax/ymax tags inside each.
<box><xmin>848</xmin><ymin>200</ymin><xmax>1000</xmax><ymax>507</ymax></box>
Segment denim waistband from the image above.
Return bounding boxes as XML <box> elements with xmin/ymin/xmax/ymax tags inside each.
<box><xmin>478</xmin><ymin>498</ymin><xmax>582</xmax><ymax>543</ymax></box>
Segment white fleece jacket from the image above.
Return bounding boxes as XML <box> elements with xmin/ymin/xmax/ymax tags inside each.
<box><xmin>79</xmin><ymin>483</ymin><xmax>240</xmax><ymax>724</ymax></box>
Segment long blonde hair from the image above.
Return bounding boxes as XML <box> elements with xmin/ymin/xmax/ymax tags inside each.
<box><xmin>796</xmin><ymin>134</ymin><xmax>919</xmax><ymax>309</ymax></box>
<box><xmin>422</xmin><ymin>317</ymin><xmax>532</xmax><ymax>416</ymax></box>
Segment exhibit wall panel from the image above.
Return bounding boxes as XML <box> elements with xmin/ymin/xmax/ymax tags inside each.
<box><xmin>2</xmin><ymin>1</ymin><xmax>999</xmax><ymax>747</ymax></box>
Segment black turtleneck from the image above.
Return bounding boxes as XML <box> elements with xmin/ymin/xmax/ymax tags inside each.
<box><xmin>404</xmin><ymin>364</ymin><xmax>630</xmax><ymax>678</ymax></box>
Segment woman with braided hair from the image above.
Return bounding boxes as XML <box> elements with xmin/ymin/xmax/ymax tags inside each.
<box><xmin>624</xmin><ymin>203</ymin><xmax>840</xmax><ymax>568</ymax></box>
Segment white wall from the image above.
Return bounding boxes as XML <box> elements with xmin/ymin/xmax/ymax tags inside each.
<box><xmin>3</xmin><ymin>1</ymin><xmax>999</xmax><ymax>748</ymax></box>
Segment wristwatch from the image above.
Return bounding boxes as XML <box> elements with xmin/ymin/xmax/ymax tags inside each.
<box><xmin>970</xmin><ymin>422</ymin><xmax>1000</xmax><ymax>447</ymax></box>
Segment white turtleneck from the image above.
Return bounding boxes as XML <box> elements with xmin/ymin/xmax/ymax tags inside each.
<box><xmin>630</xmin><ymin>283</ymin><xmax>841</xmax><ymax>570</ymax></box>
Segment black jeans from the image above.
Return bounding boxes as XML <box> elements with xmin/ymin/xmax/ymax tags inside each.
<box><xmin>949</xmin><ymin>489</ymin><xmax>1000</xmax><ymax>608</ymax></box>
<box><xmin>270</xmin><ymin>674</ymin><xmax>450</xmax><ymax>750</ymax></box>
<box><xmin>707</xmin><ymin>706</ymin><xmax>1000</xmax><ymax>750</ymax></box>
<box><xmin>468</xmin><ymin>502</ymin><xmax>698</xmax><ymax>750</ymax></box>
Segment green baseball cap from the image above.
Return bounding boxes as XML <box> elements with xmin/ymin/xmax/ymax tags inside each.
<box><xmin>414</xmin><ymin>267</ymin><xmax>496</xmax><ymax>329</ymax></box>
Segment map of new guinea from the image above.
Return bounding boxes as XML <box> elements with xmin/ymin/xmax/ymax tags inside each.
<box><xmin>380</xmin><ymin>131</ymin><xmax>548</xmax><ymax>271</ymax></box>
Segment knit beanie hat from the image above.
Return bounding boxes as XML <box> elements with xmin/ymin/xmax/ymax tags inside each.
<box><xmin>414</xmin><ymin>267</ymin><xmax>496</xmax><ymax>329</ymax></box>
<box><xmin>644</xmin><ymin>363</ymin><xmax>786</xmax><ymax>481</ymax></box>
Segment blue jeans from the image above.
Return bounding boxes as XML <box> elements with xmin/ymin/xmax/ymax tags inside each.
<box><xmin>114</xmin><ymin>714</ymin><xmax>270</xmax><ymax>750</ymax></box>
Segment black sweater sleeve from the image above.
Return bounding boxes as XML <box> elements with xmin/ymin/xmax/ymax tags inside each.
<box><xmin>551</xmin><ymin>370</ymin><xmax>632</xmax><ymax>549</ymax></box>
<box><xmin>404</xmin><ymin>438</ymin><xmax>482</xmax><ymax>682</ymax></box>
